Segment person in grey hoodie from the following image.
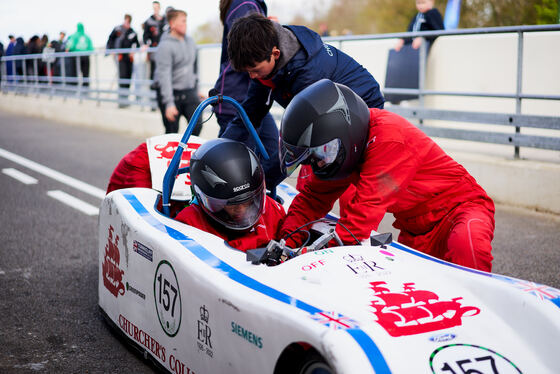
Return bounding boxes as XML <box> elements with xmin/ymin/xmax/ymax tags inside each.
<box><xmin>154</xmin><ymin>9</ymin><xmax>202</xmax><ymax>134</ymax></box>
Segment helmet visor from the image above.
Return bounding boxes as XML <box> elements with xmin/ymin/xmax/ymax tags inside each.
<box><xmin>280</xmin><ymin>138</ymin><xmax>341</xmax><ymax>177</ymax></box>
<box><xmin>194</xmin><ymin>183</ymin><xmax>266</xmax><ymax>231</ymax></box>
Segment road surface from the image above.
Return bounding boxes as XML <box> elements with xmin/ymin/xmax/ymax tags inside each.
<box><xmin>0</xmin><ymin>111</ymin><xmax>558</xmax><ymax>372</ymax></box>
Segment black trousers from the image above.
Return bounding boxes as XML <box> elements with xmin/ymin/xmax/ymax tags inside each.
<box><xmin>66</xmin><ymin>56</ymin><xmax>90</xmax><ymax>87</ymax></box>
<box><xmin>118</xmin><ymin>57</ymin><xmax>133</xmax><ymax>90</ymax></box>
<box><xmin>157</xmin><ymin>88</ymin><xmax>202</xmax><ymax>135</ymax></box>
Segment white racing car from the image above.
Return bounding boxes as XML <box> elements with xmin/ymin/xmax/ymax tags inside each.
<box><xmin>99</xmin><ymin>97</ymin><xmax>560</xmax><ymax>374</ymax></box>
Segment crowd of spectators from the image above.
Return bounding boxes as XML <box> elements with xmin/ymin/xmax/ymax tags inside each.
<box><xmin>0</xmin><ymin>1</ymin><xmax>169</xmax><ymax>91</ymax></box>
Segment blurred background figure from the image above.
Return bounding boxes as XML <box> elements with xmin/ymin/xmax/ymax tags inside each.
<box><xmin>66</xmin><ymin>23</ymin><xmax>94</xmax><ymax>90</ymax></box>
<box><xmin>143</xmin><ymin>1</ymin><xmax>166</xmax><ymax>81</ymax></box>
<box><xmin>0</xmin><ymin>40</ymin><xmax>3</xmax><ymax>84</ymax></box>
<box><xmin>5</xmin><ymin>35</ymin><xmax>16</xmax><ymax>81</ymax></box>
<box><xmin>394</xmin><ymin>0</ymin><xmax>444</xmax><ymax>51</ymax></box>
<box><xmin>154</xmin><ymin>9</ymin><xmax>202</xmax><ymax>134</ymax></box>
<box><xmin>13</xmin><ymin>37</ymin><xmax>26</xmax><ymax>81</ymax></box>
<box><xmin>318</xmin><ymin>22</ymin><xmax>330</xmax><ymax>37</ymax></box>
<box><xmin>107</xmin><ymin>14</ymin><xmax>140</xmax><ymax>108</ymax></box>
<box><xmin>50</xmin><ymin>31</ymin><xmax>66</xmax><ymax>84</ymax></box>
<box><xmin>26</xmin><ymin>35</ymin><xmax>41</xmax><ymax>82</ymax></box>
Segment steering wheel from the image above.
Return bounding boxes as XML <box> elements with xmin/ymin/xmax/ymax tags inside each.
<box><xmin>161</xmin><ymin>95</ymin><xmax>269</xmax><ymax>216</ymax></box>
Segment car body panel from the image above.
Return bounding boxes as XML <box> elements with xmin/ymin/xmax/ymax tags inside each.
<box><xmin>99</xmin><ymin>186</ymin><xmax>560</xmax><ymax>374</ymax></box>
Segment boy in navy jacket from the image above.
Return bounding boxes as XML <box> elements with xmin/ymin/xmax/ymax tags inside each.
<box><xmin>222</xmin><ymin>13</ymin><xmax>384</xmax><ymax>189</ymax></box>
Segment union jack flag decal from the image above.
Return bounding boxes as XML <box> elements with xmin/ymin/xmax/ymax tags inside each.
<box><xmin>497</xmin><ymin>276</ymin><xmax>560</xmax><ymax>301</ymax></box>
<box><xmin>310</xmin><ymin>311</ymin><xmax>359</xmax><ymax>330</ymax></box>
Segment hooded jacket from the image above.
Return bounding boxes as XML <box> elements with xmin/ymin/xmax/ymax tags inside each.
<box><xmin>228</xmin><ymin>24</ymin><xmax>384</xmax><ymax>131</ymax></box>
<box><xmin>67</xmin><ymin>23</ymin><xmax>94</xmax><ymax>52</ymax></box>
<box><xmin>154</xmin><ymin>32</ymin><xmax>198</xmax><ymax>109</ymax></box>
<box><xmin>213</xmin><ymin>0</ymin><xmax>267</xmax><ymax>118</ymax></box>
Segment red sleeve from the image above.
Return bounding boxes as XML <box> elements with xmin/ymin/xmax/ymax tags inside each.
<box><xmin>279</xmin><ymin>174</ymin><xmax>350</xmax><ymax>247</ymax></box>
<box><xmin>106</xmin><ymin>143</ymin><xmax>152</xmax><ymax>194</ymax></box>
<box><xmin>335</xmin><ymin>141</ymin><xmax>419</xmax><ymax>243</ymax></box>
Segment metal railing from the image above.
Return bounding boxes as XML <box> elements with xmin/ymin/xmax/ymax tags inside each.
<box><xmin>323</xmin><ymin>24</ymin><xmax>560</xmax><ymax>157</ymax></box>
<box><xmin>2</xmin><ymin>25</ymin><xmax>559</xmax><ymax>157</ymax></box>
<box><xmin>1</xmin><ymin>47</ymin><xmax>158</xmax><ymax>110</ymax></box>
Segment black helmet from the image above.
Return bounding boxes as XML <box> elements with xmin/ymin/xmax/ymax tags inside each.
<box><xmin>189</xmin><ymin>139</ymin><xmax>266</xmax><ymax>231</ymax></box>
<box><xmin>280</xmin><ymin>79</ymin><xmax>370</xmax><ymax>180</ymax></box>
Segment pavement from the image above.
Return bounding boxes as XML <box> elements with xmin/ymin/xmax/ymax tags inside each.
<box><xmin>1</xmin><ymin>92</ymin><xmax>559</xmax><ymax>215</ymax></box>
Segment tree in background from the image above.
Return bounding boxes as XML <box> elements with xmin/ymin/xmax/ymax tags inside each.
<box><xmin>296</xmin><ymin>0</ymin><xmax>559</xmax><ymax>36</ymax></box>
<box><xmin>193</xmin><ymin>0</ymin><xmax>559</xmax><ymax>43</ymax></box>
<box><xmin>459</xmin><ymin>0</ymin><xmax>558</xmax><ymax>27</ymax></box>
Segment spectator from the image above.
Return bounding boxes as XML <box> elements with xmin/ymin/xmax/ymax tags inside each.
<box><xmin>50</xmin><ymin>31</ymin><xmax>66</xmax><ymax>82</ymax></box>
<box><xmin>13</xmin><ymin>37</ymin><xmax>26</xmax><ymax>80</ymax></box>
<box><xmin>154</xmin><ymin>9</ymin><xmax>202</xmax><ymax>134</ymax></box>
<box><xmin>0</xmin><ymin>40</ymin><xmax>3</xmax><ymax>84</ymax></box>
<box><xmin>395</xmin><ymin>0</ymin><xmax>444</xmax><ymax>51</ymax></box>
<box><xmin>212</xmin><ymin>0</ymin><xmax>270</xmax><ymax>137</ymax></box>
<box><xmin>318</xmin><ymin>22</ymin><xmax>330</xmax><ymax>37</ymax></box>
<box><xmin>66</xmin><ymin>23</ymin><xmax>94</xmax><ymax>89</ymax></box>
<box><xmin>107</xmin><ymin>14</ymin><xmax>140</xmax><ymax>107</ymax></box>
<box><xmin>279</xmin><ymin>80</ymin><xmax>495</xmax><ymax>271</ymax></box>
<box><xmin>39</xmin><ymin>34</ymin><xmax>49</xmax><ymax>79</ymax></box>
<box><xmin>143</xmin><ymin>0</ymin><xmax>166</xmax><ymax>81</ymax></box>
<box><xmin>222</xmin><ymin>13</ymin><xmax>384</xmax><ymax>191</ymax></box>
<box><xmin>175</xmin><ymin>139</ymin><xmax>287</xmax><ymax>251</ymax></box>
<box><xmin>5</xmin><ymin>35</ymin><xmax>16</xmax><ymax>80</ymax></box>
<box><xmin>26</xmin><ymin>35</ymin><xmax>41</xmax><ymax>81</ymax></box>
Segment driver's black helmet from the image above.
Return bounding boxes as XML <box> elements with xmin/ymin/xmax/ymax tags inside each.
<box><xmin>280</xmin><ymin>79</ymin><xmax>370</xmax><ymax>180</ymax></box>
<box><xmin>189</xmin><ymin>138</ymin><xmax>266</xmax><ymax>231</ymax></box>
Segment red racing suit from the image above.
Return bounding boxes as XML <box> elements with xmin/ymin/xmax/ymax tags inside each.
<box><xmin>106</xmin><ymin>142</ymin><xmax>152</xmax><ymax>194</ymax></box>
<box><xmin>282</xmin><ymin>109</ymin><xmax>495</xmax><ymax>271</ymax></box>
<box><xmin>175</xmin><ymin>196</ymin><xmax>287</xmax><ymax>251</ymax></box>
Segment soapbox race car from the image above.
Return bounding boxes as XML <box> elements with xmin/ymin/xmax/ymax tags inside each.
<box><xmin>99</xmin><ymin>96</ymin><xmax>560</xmax><ymax>374</ymax></box>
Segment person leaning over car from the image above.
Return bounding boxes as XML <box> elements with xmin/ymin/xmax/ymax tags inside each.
<box><xmin>279</xmin><ymin>79</ymin><xmax>495</xmax><ymax>272</ymax></box>
<box><xmin>175</xmin><ymin>139</ymin><xmax>286</xmax><ymax>251</ymax></box>
<box><xmin>221</xmin><ymin>13</ymin><xmax>385</xmax><ymax>190</ymax></box>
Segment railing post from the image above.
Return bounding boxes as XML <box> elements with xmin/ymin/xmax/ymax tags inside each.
<box><xmin>61</xmin><ymin>56</ymin><xmax>66</xmax><ymax>101</ymax></box>
<box><xmin>95</xmin><ymin>52</ymin><xmax>100</xmax><ymax>106</ymax></box>
<box><xmin>418</xmin><ymin>37</ymin><xmax>427</xmax><ymax>124</ymax></box>
<box><xmin>22</xmin><ymin>57</ymin><xmax>27</xmax><ymax>95</ymax></box>
<box><xmin>33</xmin><ymin>58</ymin><xmax>39</xmax><ymax>96</ymax></box>
<box><xmin>47</xmin><ymin>61</ymin><xmax>53</xmax><ymax>98</ymax></box>
<box><xmin>514</xmin><ymin>31</ymin><xmax>524</xmax><ymax>159</ymax></box>
<box><xmin>76</xmin><ymin>53</ymin><xmax>82</xmax><ymax>100</ymax></box>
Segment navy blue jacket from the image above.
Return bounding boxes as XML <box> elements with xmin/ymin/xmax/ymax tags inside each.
<box><xmin>214</xmin><ymin>0</ymin><xmax>267</xmax><ymax>118</ymax></box>
<box><xmin>230</xmin><ymin>25</ymin><xmax>384</xmax><ymax>130</ymax></box>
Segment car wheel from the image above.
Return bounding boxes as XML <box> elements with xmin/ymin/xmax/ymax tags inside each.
<box><xmin>298</xmin><ymin>352</ymin><xmax>333</xmax><ymax>374</ymax></box>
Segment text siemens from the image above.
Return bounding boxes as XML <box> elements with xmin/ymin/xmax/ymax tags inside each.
<box><xmin>231</xmin><ymin>322</ymin><xmax>263</xmax><ymax>349</ymax></box>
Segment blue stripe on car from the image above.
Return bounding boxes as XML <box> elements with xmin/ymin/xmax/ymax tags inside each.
<box><xmin>122</xmin><ymin>192</ymin><xmax>390</xmax><ymax>373</ymax></box>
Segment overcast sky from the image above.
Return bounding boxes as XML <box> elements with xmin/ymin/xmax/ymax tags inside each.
<box><xmin>1</xmin><ymin>0</ymin><xmax>332</xmax><ymax>47</ymax></box>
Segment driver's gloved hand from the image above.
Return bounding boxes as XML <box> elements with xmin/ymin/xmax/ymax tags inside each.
<box><xmin>284</xmin><ymin>232</ymin><xmax>306</xmax><ymax>250</ymax></box>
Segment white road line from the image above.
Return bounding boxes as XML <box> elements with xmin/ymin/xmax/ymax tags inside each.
<box><xmin>47</xmin><ymin>190</ymin><xmax>100</xmax><ymax>216</ymax></box>
<box><xmin>0</xmin><ymin>147</ymin><xmax>105</xmax><ymax>199</ymax></box>
<box><xmin>2</xmin><ymin>168</ymin><xmax>39</xmax><ymax>185</ymax></box>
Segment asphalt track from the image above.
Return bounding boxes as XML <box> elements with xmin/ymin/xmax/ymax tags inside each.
<box><xmin>0</xmin><ymin>110</ymin><xmax>558</xmax><ymax>373</ymax></box>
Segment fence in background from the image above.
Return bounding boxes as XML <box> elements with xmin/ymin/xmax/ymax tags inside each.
<box><xmin>2</xmin><ymin>25</ymin><xmax>560</xmax><ymax>157</ymax></box>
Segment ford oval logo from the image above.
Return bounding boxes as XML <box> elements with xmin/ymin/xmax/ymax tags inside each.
<box><xmin>429</xmin><ymin>333</ymin><xmax>456</xmax><ymax>343</ymax></box>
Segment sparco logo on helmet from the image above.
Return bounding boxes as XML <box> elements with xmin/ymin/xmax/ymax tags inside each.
<box><xmin>233</xmin><ymin>183</ymin><xmax>250</xmax><ymax>192</ymax></box>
